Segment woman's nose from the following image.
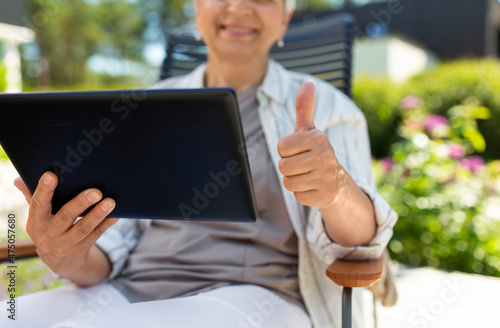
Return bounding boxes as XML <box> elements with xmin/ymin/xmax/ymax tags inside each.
<box><xmin>226</xmin><ymin>0</ymin><xmax>252</xmax><ymax>13</ymax></box>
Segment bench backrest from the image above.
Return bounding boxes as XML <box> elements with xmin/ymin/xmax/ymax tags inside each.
<box><xmin>160</xmin><ymin>13</ymin><xmax>355</xmax><ymax>97</ymax></box>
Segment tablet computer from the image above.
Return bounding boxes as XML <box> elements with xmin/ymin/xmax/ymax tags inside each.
<box><xmin>0</xmin><ymin>89</ymin><xmax>258</xmax><ymax>222</ymax></box>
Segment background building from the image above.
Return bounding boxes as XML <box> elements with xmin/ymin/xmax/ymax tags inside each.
<box><xmin>294</xmin><ymin>0</ymin><xmax>500</xmax><ymax>82</ymax></box>
<box><xmin>0</xmin><ymin>0</ymin><xmax>34</xmax><ymax>92</ymax></box>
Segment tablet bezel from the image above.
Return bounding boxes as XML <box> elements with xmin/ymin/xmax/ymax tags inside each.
<box><xmin>0</xmin><ymin>88</ymin><xmax>258</xmax><ymax>222</ymax></box>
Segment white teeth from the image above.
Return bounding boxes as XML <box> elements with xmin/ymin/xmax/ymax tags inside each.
<box><xmin>226</xmin><ymin>27</ymin><xmax>252</xmax><ymax>33</ymax></box>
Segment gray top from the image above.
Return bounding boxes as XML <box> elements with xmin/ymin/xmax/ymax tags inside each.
<box><xmin>110</xmin><ymin>86</ymin><xmax>303</xmax><ymax>307</ymax></box>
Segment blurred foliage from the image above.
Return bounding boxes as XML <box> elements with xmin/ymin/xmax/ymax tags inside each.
<box><xmin>23</xmin><ymin>0</ymin><xmax>187</xmax><ymax>90</ymax></box>
<box><xmin>0</xmin><ymin>258</ymin><xmax>65</xmax><ymax>300</ymax></box>
<box><xmin>0</xmin><ymin>225</ymin><xmax>66</xmax><ymax>298</ymax></box>
<box><xmin>0</xmin><ymin>147</ymin><xmax>7</xmax><ymax>160</ymax></box>
<box><xmin>407</xmin><ymin>59</ymin><xmax>500</xmax><ymax>160</ymax></box>
<box><xmin>0</xmin><ymin>63</ymin><xmax>8</xmax><ymax>159</ymax></box>
<box><xmin>22</xmin><ymin>71</ymin><xmax>149</xmax><ymax>92</ymax></box>
<box><xmin>0</xmin><ymin>63</ymin><xmax>6</xmax><ymax>92</ymax></box>
<box><xmin>373</xmin><ymin>96</ymin><xmax>500</xmax><ymax>277</ymax></box>
<box><xmin>20</xmin><ymin>0</ymin><xmax>379</xmax><ymax>91</ymax></box>
<box><xmin>353</xmin><ymin>59</ymin><xmax>500</xmax><ymax>160</ymax></box>
<box><xmin>352</xmin><ymin>76</ymin><xmax>402</xmax><ymax>158</ymax></box>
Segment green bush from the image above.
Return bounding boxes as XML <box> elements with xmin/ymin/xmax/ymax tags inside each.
<box><xmin>0</xmin><ymin>147</ymin><xmax>7</xmax><ymax>160</ymax></box>
<box><xmin>374</xmin><ymin>96</ymin><xmax>500</xmax><ymax>277</ymax></box>
<box><xmin>0</xmin><ymin>258</ymin><xmax>65</xmax><ymax>298</ymax></box>
<box><xmin>0</xmin><ymin>63</ymin><xmax>7</xmax><ymax>159</ymax></box>
<box><xmin>0</xmin><ymin>228</ymin><xmax>66</xmax><ymax>297</ymax></box>
<box><xmin>352</xmin><ymin>76</ymin><xmax>402</xmax><ymax>158</ymax></box>
<box><xmin>408</xmin><ymin>59</ymin><xmax>500</xmax><ymax>160</ymax></box>
<box><xmin>353</xmin><ymin>59</ymin><xmax>500</xmax><ymax>160</ymax></box>
<box><xmin>0</xmin><ymin>63</ymin><xmax>6</xmax><ymax>92</ymax></box>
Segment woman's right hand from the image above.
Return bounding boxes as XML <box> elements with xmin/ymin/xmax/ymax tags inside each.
<box><xmin>14</xmin><ymin>171</ymin><xmax>118</xmax><ymax>282</ymax></box>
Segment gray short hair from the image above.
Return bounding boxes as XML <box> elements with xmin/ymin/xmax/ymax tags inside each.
<box><xmin>285</xmin><ymin>0</ymin><xmax>296</xmax><ymax>13</ymax></box>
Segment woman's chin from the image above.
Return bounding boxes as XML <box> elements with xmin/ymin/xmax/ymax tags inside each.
<box><xmin>209</xmin><ymin>46</ymin><xmax>267</xmax><ymax>64</ymax></box>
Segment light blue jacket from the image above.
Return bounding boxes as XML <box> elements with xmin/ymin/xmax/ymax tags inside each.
<box><xmin>95</xmin><ymin>59</ymin><xmax>398</xmax><ymax>328</ymax></box>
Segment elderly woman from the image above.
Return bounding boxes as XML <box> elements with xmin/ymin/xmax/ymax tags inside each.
<box><xmin>5</xmin><ymin>0</ymin><xmax>397</xmax><ymax>327</ymax></box>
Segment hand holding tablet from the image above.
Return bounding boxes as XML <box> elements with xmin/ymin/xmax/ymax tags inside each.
<box><xmin>14</xmin><ymin>172</ymin><xmax>118</xmax><ymax>283</ymax></box>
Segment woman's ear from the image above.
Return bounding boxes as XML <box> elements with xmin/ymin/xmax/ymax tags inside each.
<box><xmin>193</xmin><ymin>0</ymin><xmax>198</xmax><ymax>16</ymax></box>
<box><xmin>279</xmin><ymin>11</ymin><xmax>293</xmax><ymax>41</ymax></box>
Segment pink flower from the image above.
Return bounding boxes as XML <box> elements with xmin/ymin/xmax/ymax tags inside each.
<box><xmin>404</xmin><ymin>119</ymin><xmax>421</xmax><ymax>131</ymax></box>
<box><xmin>424</xmin><ymin>114</ymin><xmax>449</xmax><ymax>138</ymax></box>
<box><xmin>424</xmin><ymin>114</ymin><xmax>448</xmax><ymax>131</ymax></box>
<box><xmin>401</xmin><ymin>95</ymin><xmax>422</xmax><ymax>110</ymax></box>
<box><xmin>23</xmin><ymin>281</ymin><xmax>36</xmax><ymax>293</ymax></box>
<box><xmin>448</xmin><ymin>144</ymin><xmax>466</xmax><ymax>159</ymax></box>
<box><xmin>459</xmin><ymin>155</ymin><xmax>485</xmax><ymax>173</ymax></box>
<box><xmin>380</xmin><ymin>157</ymin><xmax>394</xmax><ymax>173</ymax></box>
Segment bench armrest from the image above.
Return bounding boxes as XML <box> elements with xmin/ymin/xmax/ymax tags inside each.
<box><xmin>326</xmin><ymin>256</ymin><xmax>384</xmax><ymax>288</ymax></box>
<box><xmin>0</xmin><ymin>239</ymin><xmax>37</xmax><ymax>263</ymax></box>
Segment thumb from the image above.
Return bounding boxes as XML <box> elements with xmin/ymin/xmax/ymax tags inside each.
<box><xmin>14</xmin><ymin>176</ymin><xmax>33</xmax><ymax>204</ymax></box>
<box><xmin>294</xmin><ymin>82</ymin><xmax>316</xmax><ymax>132</ymax></box>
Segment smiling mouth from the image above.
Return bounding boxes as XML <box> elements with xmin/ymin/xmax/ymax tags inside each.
<box><xmin>221</xmin><ymin>25</ymin><xmax>256</xmax><ymax>36</ymax></box>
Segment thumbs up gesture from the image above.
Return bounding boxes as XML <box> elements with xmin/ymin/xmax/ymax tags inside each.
<box><xmin>277</xmin><ymin>82</ymin><xmax>343</xmax><ymax>209</ymax></box>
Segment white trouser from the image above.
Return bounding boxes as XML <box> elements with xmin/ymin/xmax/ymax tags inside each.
<box><xmin>1</xmin><ymin>283</ymin><xmax>311</xmax><ymax>328</ymax></box>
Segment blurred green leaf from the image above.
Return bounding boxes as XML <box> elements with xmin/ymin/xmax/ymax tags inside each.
<box><xmin>0</xmin><ymin>146</ymin><xmax>7</xmax><ymax>160</ymax></box>
<box><xmin>0</xmin><ymin>63</ymin><xmax>6</xmax><ymax>92</ymax></box>
<box><xmin>473</xmin><ymin>106</ymin><xmax>491</xmax><ymax>120</ymax></box>
<box><xmin>464</xmin><ymin>129</ymin><xmax>486</xmax><ymax>152</ymax></box>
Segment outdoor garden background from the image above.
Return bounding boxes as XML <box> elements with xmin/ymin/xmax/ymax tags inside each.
<box><xmin>0</xmin><ymin>0</ymin><xmax>499</xmax><ymax>319</ymax></box>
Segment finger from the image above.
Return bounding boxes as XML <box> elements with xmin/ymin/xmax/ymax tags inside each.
<box><xmin>278</xmin><ymin>152</ymin><xmax>316</xmax><ymax>176</ymax></box>
<box><xmin>63</xmin><ymin>198</ymin><xmax>116</xmax><ymax>245</ymax></box>
<box><xmin>294</xmin><ymin>82</ymin><xmax>316</xmax><ymax>132</ymax></box>
<box><xmin>283</xmin><ymin>174</ymin><xmax>318</xmax><ymax>193</ymax></box>
<box><xmin>28</xmin><ymin>172</ymin><xmax>59</xmax><ymax>225</ymax></box>
<box><xmin>46</xmin><ymin>188</ymin><xmax>103</xmax><ymax>237</ymax></box>
<box><xmin>76</xmin><ymin>216</ymin><xmax>119</xmax><ymax>252</ymax></box>
<box><xmin>14</xmin><ymin>177</ymin><xmax>33</xmax><ymax>203</ymax></box>
<box><xmin>277</xmin><ymin>130</ymin><xmax>318</xmax><ymax>158</ymax></box>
